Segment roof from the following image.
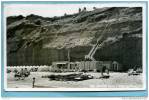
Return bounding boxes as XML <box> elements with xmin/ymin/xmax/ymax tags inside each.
<box><xmin>112</xmin><ymin>61</ymin><xmax>119</xmax><ymax>64</ymax></box>
<box><xmin>52</xmin><ymin>61</ymin><xmax>68</xmax><ymax>65</ymax></box>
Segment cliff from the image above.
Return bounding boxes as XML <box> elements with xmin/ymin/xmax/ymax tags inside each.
<box><xmin>7</xmin><ymin>7</ymin><xmax>142</xmax><ymax>70</ymax></box>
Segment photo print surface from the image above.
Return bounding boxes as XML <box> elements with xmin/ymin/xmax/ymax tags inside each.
<box><xmin>3</xmin><ymin>1</ymin><xmax>147</xmax><ymax>91</ymax></box>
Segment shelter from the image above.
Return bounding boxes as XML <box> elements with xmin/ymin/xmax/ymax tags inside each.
<box><xmin>51</xmin><ymin>61</ymin><xmax>69</xmax><ymax>72</ymax></box>
<box><xmin>51</xmin><ymin>61</ymin><xmax>122</xmax><ymax>72</ymax></box>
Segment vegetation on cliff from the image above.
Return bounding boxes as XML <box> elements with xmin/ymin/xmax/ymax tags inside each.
<box><xmin>7</xmin><ymin>7</ymin><xmax>142</xmax><ymax>70</ymax></box>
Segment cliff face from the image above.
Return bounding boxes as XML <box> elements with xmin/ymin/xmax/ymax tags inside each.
<box><xmin>7</xmin><ymin>7</ymin><xmax>142</xmax><ymax>70</ymax></box>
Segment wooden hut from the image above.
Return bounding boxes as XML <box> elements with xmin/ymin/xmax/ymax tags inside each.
<box><xmin>77</xmin><ymin>61</ymin><xmax>100</xmax><ymax>71</ymax></box>
<box><xmin>51</xmin><ymin>61</ymin><xmax>69</xmax><ymax>72</ymax></box>
<box><xmin>111</xmin><ymin>61</ymin><xmax>123</xmax><ymax>71</ymax></box>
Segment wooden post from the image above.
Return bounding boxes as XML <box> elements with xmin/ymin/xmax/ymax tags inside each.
<box><xmin>67</xmin><ymin>49</ymin><xmax>69</xmax><ymax>61</ymax></box>
<box><xmin>67</xmin><ymin>48</ymin><xmax>71</xmax><ymax>72</ymax></box>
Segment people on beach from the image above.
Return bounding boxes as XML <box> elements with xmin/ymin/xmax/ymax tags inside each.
<box><xmin>14</xmin><ymin>68</ymin><xmax>30</xmax><ymax>80</ymax></box>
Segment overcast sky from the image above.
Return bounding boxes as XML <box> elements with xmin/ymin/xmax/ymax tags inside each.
<box><xmin>4</xmin><ymin>4</ymin><xmax>102</xmax><ymax>17</ymax></box>
<box><xmin>4</xmin><ymin>3</ymin><xmax>143</xmax><ymax>18</ymax></box>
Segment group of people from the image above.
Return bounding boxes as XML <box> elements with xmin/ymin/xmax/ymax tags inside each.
<box><xmin>14</xmin><ymin>68</ymin><xmax>30</xmax><ymax>80</ymax></box>
<box><xmin>78</xmin><ymin>7</ymin><xmax>98</xmax><ymax>13</ymax></box>
<box><xmin>100</xmin><ymin>66</ymin><xmax>110</xmax><ymax>78</ymax></box>
<box><xmin>78</xmin><ymin>7</ymin><xmax>87</xmax><ymax>13</ymax></box>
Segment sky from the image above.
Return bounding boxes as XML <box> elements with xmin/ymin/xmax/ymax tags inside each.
<box><xmin>4</xmin><ymin>3</ymin><xmax>144</xmax><ymax>18</ymax></box>
<box><xmin>4</xmin><ymin>4</ymin><xmax>102</xmax><ymax>17</ymax></box>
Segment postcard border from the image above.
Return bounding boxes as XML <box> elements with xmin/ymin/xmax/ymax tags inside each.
<box><xmin>1</xmin><ymin>1</ymin><xmax>148</xmax><ymax>97</ymax></box>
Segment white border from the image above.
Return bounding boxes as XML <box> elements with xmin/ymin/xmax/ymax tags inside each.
<box><xmin>3</xmin><ymin>2</ymin><xmax>147</xmax><ymax>91</ymax></box>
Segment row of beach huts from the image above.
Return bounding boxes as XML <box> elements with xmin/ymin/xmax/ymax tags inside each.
<box><xmin>7</xmin><ymin>61</ymin><xmax>122</xmax><ymax>72</ymax></box>
<box><xmin>51</xmin><ymin>61</ymin><xmax>122</xmax><ymax>72</ymax></box>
